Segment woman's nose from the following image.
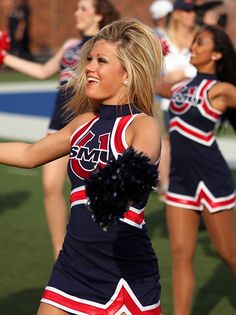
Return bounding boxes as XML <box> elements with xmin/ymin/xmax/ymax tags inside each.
<box><xmin>86</xmin><ymin>60</ymin><xmax>97</xmax><ymax>72</ymax></box>
<box><xmin>190</xmin><ymin>41</ymin><xmax>196</xmax><ymax>52</ymax></box>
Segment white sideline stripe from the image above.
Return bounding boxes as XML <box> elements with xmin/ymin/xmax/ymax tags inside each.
<box><xmin>0</xmin><ymin>81</ymin><xmax>58</xmax><ymax>93</ymax></box>
<box><xmin>0</xmin><ymin>112</ymin><xmax>49</xmax><ymax>141</ymax></box>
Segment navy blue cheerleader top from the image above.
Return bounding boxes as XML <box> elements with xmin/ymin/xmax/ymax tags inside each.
<box><xmin>59</xmin><ymin>36</ymin><xmax>92</xmax><ymax>85</ymax></box>
<box><xmin>68</xmin><ymin>104</ymin><xmax>158</xmax><ymax>229</ymax></box>
<box><xmin>168</xmin><ymin>72</ymin><xmax>222</xmax><ymax>147</ymax></box>
<box><xmin>48</xmin><ymin>36</ymin><xmax>92</xmax><ymax>132</ymax></box>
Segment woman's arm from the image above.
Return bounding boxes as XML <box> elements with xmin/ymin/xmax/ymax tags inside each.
<box><xmin>127</xmin><ymin>115</ymin><xmax>161</xmax><ymax>163</ymax></box>
<box><xmin>0</xmin><ymin>112</ymin><xmax>95</xmax><ymax>168</ymax></box>
<box><xmin>0</xmin><ymin>125</ymin><xmax>71</xmax><ymax>168</ymax></box>
<box><xmin>2</xmin><ymin>39</ymin><xmax>77</xmax><ymax>79</ymax></box>
<box><xmin>208</xmin><ymin>82</ymin><xmax>236</xmax><ymax>111</ymax></box>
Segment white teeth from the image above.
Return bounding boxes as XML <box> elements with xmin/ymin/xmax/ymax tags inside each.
<box><xmin>88</xmin><ymin>77</ymin><xmax>99</xmax><ymax>83</ymax></box>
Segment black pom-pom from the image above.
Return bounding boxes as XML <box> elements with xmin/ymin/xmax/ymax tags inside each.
<box><xmin>85</xmin><ymin>147</ymin><xmax>158</xmax><ymax>230</ymax></box>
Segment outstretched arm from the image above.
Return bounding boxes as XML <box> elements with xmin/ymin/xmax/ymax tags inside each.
<box><xmin>1</xmin><ymin>38</ymin><xmax>78</xmax><ymax>79</ymax></box>
<box><xmin>0</xmin><ymin>123</ymin><xmax>72</xmax><ymax>168</ymax></box>
<box><xmin>0</xmin><ymin>112</ymin><xmax>95</xmax><ymax>168</ymax></box>
<box><xmin>3</xmin><ymin>47</ymin><xmax>63</xmax><ymax>79</ymax></box>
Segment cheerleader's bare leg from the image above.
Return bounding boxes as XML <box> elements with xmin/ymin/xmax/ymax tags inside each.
<box><xmin>42</xmin><ymin>156</ymin><xmax>69</xmax><ymax>259</ymax></box>
<box><xmin>166</xmin><ymin>205</ymin><xmax>200</xmax><ymax>315</ymax></box>
<box><xmin>37</xmin><ymin>303</ymin><xmax>69</xmax><ymax>315</ymax></box>
<box><xmin>37</xmin><ymin>303</ymin><xmax>128</xmax><ymax>315</ymax></box>
<box><xmin>202</xmin><ymin>206</ymin><xmax>236</xmax><ymax>275</ymax></box>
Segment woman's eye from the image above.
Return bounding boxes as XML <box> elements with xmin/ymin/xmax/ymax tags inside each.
<box><xmin>98</xmin><ymin>58</ymin><xmax>107</xmax><ymax>63</ymax></box>
<box><xmin>87</xmin><ymin>56</ymin><xmax>92</xmax><ymax>62</ymax></box>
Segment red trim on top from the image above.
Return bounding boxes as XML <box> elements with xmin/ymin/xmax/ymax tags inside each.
<box><xmin>199</xmin><ymin>80</ymin><xmax>212</xmax><ymax>98</ymax></box>
<box><xmin>123</xmin><ymin>209</ymin><xmax>144</xmax><ymax>225</ymax></box>
<box><xmin>70</xmin><ymin>189</ymin><xmax>87</xmax><ymax>204</ymax></box>
<box><xmin>199</xmin><ymin>80</ymin><xmax>220</xmax><ymax>120</ymax></box>
<box><xmin>114</xmin><ymin>115</ymin><xmax>133</xmax><ymax>154</ymax></box>
<box><xmin>169</xmin><ymin>119</ymin><xmax>214</xmax><ymax>142</ymax></box>
<box><xmin>71</xmin><ymin>117</ymin><xmax>98</xmax><ymax>146</ymax></box>
<box><xmin>201</xmin><ymin>102</ymin><xmax>220</xmax><ymax>120</ymax></box>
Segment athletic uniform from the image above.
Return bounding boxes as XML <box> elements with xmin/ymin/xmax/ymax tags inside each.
<box><xmin>41</xmin><ymin>104</ymin><xmax>162</xmax><ymax>315</ymax></box>
<box><xmin>166</xmin><ymin>72</ymin><xmax>236</xmax><ymax>212</ymax></box>
<box><xmin>48</xmin><ymin>36</ymin><xmax>92</xmax><ymax>133</ymax></box>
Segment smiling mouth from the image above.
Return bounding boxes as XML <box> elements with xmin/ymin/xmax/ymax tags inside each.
<box><xmin>87</xmin><ymin>77</ymin><xmax>100</xmax><ymax>84</ymax></box>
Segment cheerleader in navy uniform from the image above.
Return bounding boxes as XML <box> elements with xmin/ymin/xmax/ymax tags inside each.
<box><xmin>0</xmin><ymin>0</ymin><xmax>120</xmax><ymax>258</ymax></box>
<box><xmin>158</xmin><ymin>25</ymin><xmax>236</xmax><ymax>315</ymax></box>
<box><xmin>0</xmin><ymin>19</ymin><xmax>164</xmax><ymax>315</ymax></box>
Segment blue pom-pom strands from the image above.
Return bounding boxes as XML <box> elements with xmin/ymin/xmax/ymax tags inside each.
<box><xmin>85</xmin><ymin>147</ymin><xmax>158</xmax><ymax>231</ymax></box>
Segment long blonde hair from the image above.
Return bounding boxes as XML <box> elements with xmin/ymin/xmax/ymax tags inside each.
<box><xmin>67</xmin><ymin>18</ymin><xmax>164</xmax><ymax>116</ymax></box>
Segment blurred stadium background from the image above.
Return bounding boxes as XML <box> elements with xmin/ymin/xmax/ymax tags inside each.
<box><xmin>0</xmin><ymin>0</ymin><xmax>236</xmax><ymax>58</ymax></box>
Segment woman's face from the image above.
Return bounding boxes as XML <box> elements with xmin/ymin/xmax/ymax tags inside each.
<box><xmin>74</xmin><ymin>0</ymin><xmax>101</xmax><ymax>35</ymax></box>
<box><xmin>173</xmin><ymin>9</ymin><xmax>196</xmax><ymax>29</ymax></box>
<box><xmin>85</xmin><ymin>40</ymin><xmax>128</xmax><ymax>105</ymax></box>
<box><xmin>190</xmin><ymin>30</ymin><xmax>217</xmax><ymax>72</ymax></box>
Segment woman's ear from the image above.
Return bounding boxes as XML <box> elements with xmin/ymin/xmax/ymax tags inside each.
<box><xmin>94</xmin><ymin>14</ymin><xmax>103</xmax><ymax>23</ymax></box>
<box><xmin>211</xmin><ymin>52</ymin><xmax>222</xmax><ymax>61</ymax></box>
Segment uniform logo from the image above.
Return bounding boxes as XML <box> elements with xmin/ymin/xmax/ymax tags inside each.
<box><xmin>70</xmin><ymin>131</ymin><xmax>110</xmax><ymax>179</ymax></box>
<box><xmin>170</xmin><ymin>85</ymin><xmax>203</xmax><ymax>115</ymax></box>
<box><xmin>61</xmin><ymin>45</ymin><xmax>81</xmax><ymax>68</ymax></box>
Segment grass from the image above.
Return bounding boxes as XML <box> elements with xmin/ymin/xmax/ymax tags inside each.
<box><xmin>0</xmin><ymin>69</ymin><xmax>57</xmax><ymax>82</ymax></box>
<box><xmin>0</xmin><ymin>158</ymin><xmax>235</xmax><ymax>315</ymax></box>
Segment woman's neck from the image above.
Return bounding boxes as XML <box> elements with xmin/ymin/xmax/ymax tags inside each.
<box><xmin>169</xmin><ymin>24</ymin><xmax>196</xmax><ymax>50</ymax></box>
<box><xmin>83</xmin><ymin>25</ymin><xmax>100</xmax><ymax>37</ymax></box>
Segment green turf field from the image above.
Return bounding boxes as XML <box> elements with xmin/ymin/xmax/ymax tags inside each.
<box><xmin>0</xmin><ymin>161</ymin><xmax>235</xmax><ymax>315</ymax></box>
<box><xmin>0</xmin><ymin>69</ymin><xmax>57</xmax><ymax>82</ymax></box>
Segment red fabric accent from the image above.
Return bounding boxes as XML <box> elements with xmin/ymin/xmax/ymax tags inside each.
<box><xmin>71</xmin><ymin>117</ymin><xmax>98</xmax><ymax>146</ymax></box>
<box><xmin>123</xmin><ymin>209</ymin><xmax>144</xmax><ymax>225</ymax></box>
<box><xmin>170</xmin><ymin>101</ymin><xmax>190</xmax><ymax>113</ymax></box>
<box><xmin>199</xmin><ymin>80</ymin><xmax>212</xmax><ymax>98</ymax></box>
<box><xmin>0</xmin><ymin>51</ymin><xmax>5</xmax><ymax>65</ymax></box>
<box><xmin>70</xmin><ymin>159</ymin><xmax>93</xmax><ymax>179</ymax></box>
<box><xmin>170</xmin><ymin>119</ymin><xmax>214</xmax><ymax>141</ymax></box>
<box><xmin>201</xmin><ymin>102</ymin><xmax>220</xmax><ymax>119</ymax></box>
<box><xmin>166</xmin><ymin>190</ymin><xmax>236</xmax><ymax>209</ymax></box>
<box><xmin>70</xmin><ymin>189</ymin><xmax>87</xmax><ymax>204</ymax></box>
<box><xmin>42</xmin><ymin>286</ymin><xmax>162</xmax><ymax>314</ymax></box>
<box><xmin>70</xmin><ymin>188</ymin><xmax>146</xmax><ymax>227</ymax></box>
<box><xmin>114</xmin><ymin>115</ymin><xmax>133</xmax><ymax>154</ymax></box>
<box><xmin>0</xmin><ymin>31</ymin><xmax>10</xmax><ymax>51</ymax></box>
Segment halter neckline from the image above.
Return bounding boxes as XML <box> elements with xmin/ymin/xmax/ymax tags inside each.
<box><xmin>99</xmin><ymin>104</ymin><xmax>140</xmax><ymax>119</ymax></box>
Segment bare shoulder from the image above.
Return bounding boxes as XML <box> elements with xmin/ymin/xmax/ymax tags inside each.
<box><xmin>132</xmin><ymin>114</ymin><xmax>160</xmax><ymax>135</ymax></box>
<box><xmin>209</xmin><ymin>82</ymin><xmax>233</xmax><ymax>97</ymax></box>
<box><xmin>63</xmin><ymin>38</ymin><xmax>80</xmax><ymax>50</ymax></box>
<box><xmin>128</xmin><ymin>114</ymin><xmax>160</xmax><ymax>145</ymax></box>
<box><xmin>127</xmin><ymin>114</ymin><xmax>161</xmax><ymax>162</ymax></box>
